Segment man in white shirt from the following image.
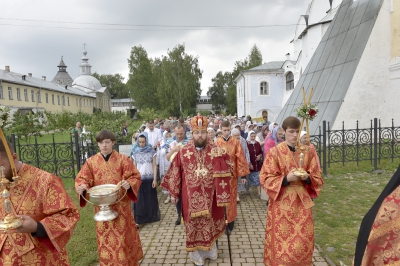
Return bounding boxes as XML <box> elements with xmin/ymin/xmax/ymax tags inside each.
<box><xmin>145</xmin><ymin>119</ymin><xmax>162</xmax><ymax>149</ymax></box>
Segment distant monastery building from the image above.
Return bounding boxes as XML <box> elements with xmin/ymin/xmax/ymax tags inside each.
<box><xmin>0</xmin><ymin>48</ymin><xmax>111</xmax><ymax>115</ymax></box>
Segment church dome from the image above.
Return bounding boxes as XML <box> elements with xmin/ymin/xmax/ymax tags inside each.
<box><xmin>72</xmin><ymin>75</ymin><xmax>102</xmax><ymax>91</ymax></box>
<box><xmin>72</xmin><ymin>47</ymin><xmax>102</xmax><ymax>91</ymax></box>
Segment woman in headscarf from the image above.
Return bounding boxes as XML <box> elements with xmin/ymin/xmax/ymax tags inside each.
<box><xmin>246</xmin><ymin>131</ymin><xmax>263</xmax><ymax>197</ymax></box>
<box><xmin>256</xmin><ymin>125</ymin><xmax>269</xmax><ymax>152</ymax></box>
<box><xmin>207</xmin><ymin>127</ymin><xmax>216</xmax><ymax>143</ymax></box>
<box><xmin>131</xmin><ymin>132</ymin><xmax>161</xmax><ymax>227</ymax></box>
<box><xmin>299</xmin><ymin>130</ymin><xmax>321</xmax><ymax>172</ymax></box>
<box><xmin>158</xmin><ymin>130</ymin><xmax>173</xmax><ymax>203</ymax></box>
<box><xmin>264</xmin><ymin>126</ymin><xmax>284</xmax><ymax>157</ymax></box>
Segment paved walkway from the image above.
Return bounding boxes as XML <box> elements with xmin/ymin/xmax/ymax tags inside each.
<box><xmin>138</xmin><ymin>188</ymin><xmax>332</xmax><ymax>266</ymax></box>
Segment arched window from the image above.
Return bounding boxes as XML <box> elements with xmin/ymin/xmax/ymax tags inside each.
<box><xmin>260</xmin><ymin>82</ymin><xmax>269</xmax><ymax>95</ymax></box>
<box><xmin>286</xmin><ymin>72</ymin><xmax>294</xmax><ymax>91</ymax></box>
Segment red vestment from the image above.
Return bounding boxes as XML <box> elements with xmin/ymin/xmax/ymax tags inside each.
<box><xmin>260</xmin><ymin>143</ymin><xmax>324</xmax><ymax>266</ymax></box>
<box><xmin>161</xmin><ymin>140</ymin><xmax>231</xmax><ymax>251</ymax></box>
<box><xmin>357</xmin><ymin>185</ymin><xmax>400</xmax><ymax>265</ymax></box>
<box><xmin>75</xmin><ymin>151</ymin><xmax>143</xmax><ymax>266</ymax></box>
<box><xmin>0</xmin><ymin>163</ymin><xmax>79</xmax><ymax>266</ymax></box>
<box><xmin>214</xmin><ymin>137</ymin><xmax>250</xmax><ymax>222</ymax></box>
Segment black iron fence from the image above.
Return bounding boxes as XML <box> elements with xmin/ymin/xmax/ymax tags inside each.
<box><xmin>7</xmin><ymin>118</ymin><xmax>400</xmax><ymax>178</ymax></box>
<box><xmin>310</xmin><ymin>118</ymin><xmax>400</xmax><ymax>175</ymax></box>
<box><xmin>9</xmin><ymin>132</ymin><xmax>131</xmax><ymax>178</ymax></box>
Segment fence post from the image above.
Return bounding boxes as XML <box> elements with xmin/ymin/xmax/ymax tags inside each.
<box><xmin>75</xmin><ymin>131</ymin><xmax>81</xmax><ymax>171</ymax></box>
<box><xmin>11</xmin><ymin>134</ymin><xmax>16</xmax><ymax>152</ymax></box>
<box><xmin>322</xmin><ymin>120</ymin><xmax>327</xmax><ymax>176</ymax></box>
<box><xmin>373</xmin><ymin>118</ymin><xmax>378</xmax><ymax>171</ymax></box>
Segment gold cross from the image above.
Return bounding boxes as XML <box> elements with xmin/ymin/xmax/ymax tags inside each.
<box><xmin>184</xmin><ymin>150</ymin><xmax>193</xmax><ymax>160</ymax></box>
<box><xmin>195</xmin><ymin>163</ymin><xmax>203</xmax><ymax>178</ymax></box>
<box><xmin>219</xmin><ymin>180</ymin><xmax>227</xmax><ymax>189</ymax></box>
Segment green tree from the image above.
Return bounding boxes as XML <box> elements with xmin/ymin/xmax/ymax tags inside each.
<box><xmin>207</xmin><ymin>71</ymin><xmax>228</xmax><ymax>112</ymax></box>
<box><xmin>11</xmin><ymin>111</ymin><xmax>44</xmax><ymax>143</ymax></box>
<box><xmin>248</xmin><ymin>44</ymin><xmax>263</xmax><ymax>68</ymax></box>
<box><xmin>157</xmin><ymin>44</ymin><xmax>202</xmax><ymax>116</ymax></box>
<box><xmin>92</xmin><ymin>73</ymin><xmax>128</xmax><ymax>99</ymax></box>
<box><xmin>225</xmin><ymin>44</ymin><xmax>263</xmax><ymax>114</ymax></box>
<box><xmin>126</xmin><ymin>45</ymin><xmax>155</xmax><ymax>110</ymax></box>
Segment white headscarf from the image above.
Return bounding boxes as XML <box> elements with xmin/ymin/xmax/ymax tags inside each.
<box><xmin>268</xmin><ymin>122</ymin><xmax>275</xmax><ymax>132</ymax></box>
<box><xmin>246</xmin><ymin>130</ymin><xmax>256</xmax><ymax>143</ymax></box>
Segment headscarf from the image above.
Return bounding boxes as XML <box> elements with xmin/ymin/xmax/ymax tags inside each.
<box><xmin>300</xmin><ymin>131</ymin><xmax>307</xmax><ymax>139</ymax></box>
<box><xmin>161</xmin><ymin>131</ymin><xmax>173</xmax><ymax>149</ymax></box>
<box><xmin>268</xmin><ymin>122</ymin><xmax>275</xmax><ymax>132</ymax></box>
<box><xmin>207</xmin><ymin>127</ymin><xmax>214</xmax><ymax>132</ymax></box>
<box><xmin>135</xmin><ymin>132</ymin><xmax>154</xmax><ymax>153</ymax></box>
<box><xmin>246</xmin><ymin>130</ymin><xmax>256</xmax><ymax>144</ymax></box>
<box><xmin>261</xmin><ymin>125</ymin><xmax>269</xmax><ymax>138</ymax></box>
<box><xmin>231</xmin><ymin>128</ymin><xmax>240</xmax><ymax>136</ymax></box>
<box><xmin>269</xmin><ymin>126</ymin><xmax>283</xmax><ymax>145</ymax></box>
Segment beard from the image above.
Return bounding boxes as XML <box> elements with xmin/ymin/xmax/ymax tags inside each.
<box><xmin>194</xmin><ymin>137</ymin><xmax>207</xmax><ymax>148</ymax></box>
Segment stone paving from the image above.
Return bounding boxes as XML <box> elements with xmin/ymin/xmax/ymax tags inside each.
<box><xmin>138</xmin><ymin>188</ymin><xmax>332</xmax><ymax>266</ymax></box>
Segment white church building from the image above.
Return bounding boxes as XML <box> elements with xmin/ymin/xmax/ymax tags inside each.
<box><xmin>236</xmin><ymin>0</ymin><xmax>343</xmax><ymax>121</ymax></box>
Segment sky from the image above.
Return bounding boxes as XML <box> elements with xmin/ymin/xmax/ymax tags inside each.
<box><xmin>0</xmin><ymin>0</ymin><xmax>310</xmax><ymax>95</ymax></box>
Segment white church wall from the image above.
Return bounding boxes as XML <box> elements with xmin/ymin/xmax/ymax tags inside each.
<box><xmin>308</xmin><ymin>0</ymin><xmax>332</xmax><ymax>24</ymax></box>
<box><xmin>333</xmin><ymin>0</ymin><xmax>397</xmax><ymax>129</ymax></box>
<box><xmin>246</xmin><ymin>73</ymin><xmax>284</xmax><ymax>121</ymax></box>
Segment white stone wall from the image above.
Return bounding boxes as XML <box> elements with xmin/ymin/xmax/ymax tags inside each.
<box><xmin>333</xmin><ymin>0</ymin><xmax>397</xmax><ymax>129</ymax></box>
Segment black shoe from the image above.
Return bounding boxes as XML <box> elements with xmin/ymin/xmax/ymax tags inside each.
<box><xmin>175</xmin><ymin>215</ymin><xmax>181</xmax><ymax>225</ymax></box>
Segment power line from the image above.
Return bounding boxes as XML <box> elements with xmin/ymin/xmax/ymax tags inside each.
<box><xmin>0</xmin><ymin>17</ymin><xmax>305</xmax><ymax>31</ymax></box>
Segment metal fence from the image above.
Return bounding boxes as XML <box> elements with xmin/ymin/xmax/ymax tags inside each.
<box><xmin>310</xmin><ymin>118</ymin><xmax>400</xmax><ymax>175</ymax></box>
<box><xmin>7</xmin><ymin>118</ymin><xmax>400</xmax><ymax>178</ymax></box>
<box><xmin>9</xmin><ymin>132</ymin><xmax>131</xmax><ymax>178</ymax></box>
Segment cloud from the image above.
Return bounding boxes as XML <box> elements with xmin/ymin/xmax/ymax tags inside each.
<box><xmin>0</xmin><ymin>0</ymin><xmax>309</xmax><ymax>95</ymax></box>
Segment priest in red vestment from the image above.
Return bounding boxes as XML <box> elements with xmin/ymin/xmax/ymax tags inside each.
<box><xmin>0</xmin><ymin>139</ymin><xmax>79</xmax><ymax>265</ymax></box>
<box><xmin>75</xmin><ymin>130</ymin><xmax>143</xmax><ymax>266</ymax></box>
<box><xmin>214</xmin><ymin>120</ymin><xmax>250</xmax><ymax>234</ymax></box>
<box><xmin>260</xmin><ymin>116</ymin><xmax>324</xmax><ymax>266</ymax></box>
<box><xmin>161</xmin><ymin>115</ymin><xmax>232</xmax><ymax>266</ymax></box>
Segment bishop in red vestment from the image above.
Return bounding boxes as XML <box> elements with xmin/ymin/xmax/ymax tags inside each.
<box><xmin>0</xmin><ymin>139</ymin><xmax>79</xmax><ymax>266</ymax></box>
<box><xmin>75</xmin><ymin>130</ymin><xmax>143</xmax><ymax>266</ymax></box>
<box><xmin>214</xmin><ymin>121</ymin><xmax>250</xmax><ymax>233</ymax></box>
<box><xmin>161</xmin><ymin>116</ymin><xmax>232</xmax><ymax>266</ymax></box>
<box><xmin>260</xmin><ymin>116</ymin><xmax>324</xmax><ymax>266</ymax></box>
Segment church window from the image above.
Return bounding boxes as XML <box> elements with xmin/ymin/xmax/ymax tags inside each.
<box><xmin>31</xmin><ymin>90</ymin><xmax>35</xmax><ymax>102</ymax></box>
<box><xmin>46</xmin><ymin>93</ymin><xmax>48</xmax><ymax>103</ymax></box>
<box><xmin>37</xmin><ymin>91</ymin><xmax>41</xmax><ymax>103</ymax></box>
<box><xmin>8</xmin><ymin>87</ymin><xmax>13</xmax><ymax>100</ymax></box>
<box><xmin>62</xmin><ymin>96</ymin><xmax>65</xmax><ymax>106</ymax></box>
<box><xmin>16</xmin><ymin>88</ymin><xmax>21</xmax><ymax>101</ymax></box>
<box><xmin>286</xmin><ymin>72</ymin><xmax>294</xmax><ymax>91</ymax></box>
<box><xmin>76</xmin><ymin>98</ymin><xmax>78</xmax><ymax>106</ymax></box>
<box><xmin>24</xmin><ymin>89</ymin><xmax>28</xmax><ymax>101</ymax></box>
<box><xmin>57</xmin><ymin>95</ymin><xmax>60</xmax><ymax>105</ymax></box>
<box><xmin>52</xmin><ymin>94</ymin><xmax>55</xmax><ymax>105</ymax></box>
<box><xmin>260</xmin><ymin>82</ymin><xmax>269</xmax><ymax>95</ymax></box>
<box><xmin>68</xmin><ymin>97</ymin><xmax>70</xmax><ymax>106</ymax></box>
<box><xmin>0</xmin><ymin>86</ymin><xmax>3</xmax><ymax>99</ymax></box>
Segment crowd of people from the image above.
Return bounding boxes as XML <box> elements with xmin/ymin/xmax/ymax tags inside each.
<box><xmin>0</xmin><ymin>111</ymin><xmax>393</xmax><ymax>266</ymax></box>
